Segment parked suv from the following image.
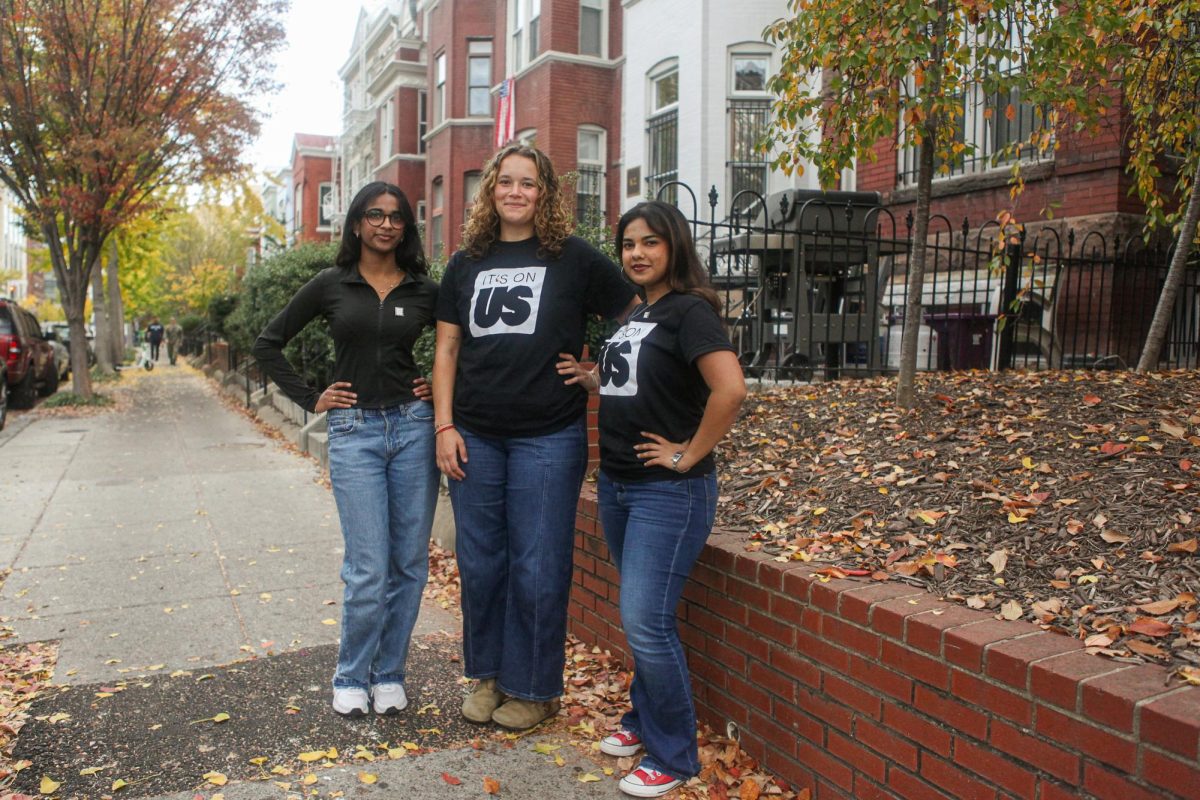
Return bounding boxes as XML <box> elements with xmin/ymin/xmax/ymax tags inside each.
<box><xmin>0</xmin><ymin>299</ymin><xmax>58</xmax><ymax>416</ymax></box>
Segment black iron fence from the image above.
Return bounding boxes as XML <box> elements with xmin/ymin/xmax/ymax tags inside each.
<box><xmin>654</xmin><ymin>182</ymin><xmax>1200</xmax><ymax>380</ymax></box>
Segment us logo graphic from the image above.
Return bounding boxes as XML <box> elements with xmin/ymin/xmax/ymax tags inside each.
<box><xmin>468</xmin><ymin>267</ymin><xmax>546</xmax><ymax>337</ymax></box>
<box><xmin>598</xmin><ymin>320</ymin><xmax>656</xmax><ymax>397</ymax></box>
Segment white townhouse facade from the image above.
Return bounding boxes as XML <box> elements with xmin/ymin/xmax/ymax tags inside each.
<box><xmin>620</xmin><ymin>0</ymin><xmax>820</xmax><ymax>219</ymax></box>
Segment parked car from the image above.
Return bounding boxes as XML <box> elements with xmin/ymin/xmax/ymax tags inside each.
<box><xmin>43</xmin><ymin>327</ymin><xmax>70</xmax><ymax>380</ymax></box>
<box><xmin>0</xmin><ymin>362</ymin><xmax>7</xmax><ymax>431</ymax></box>
<box><xmin>0</xmin><ymin>299</ymin><xmax>58</xmax><ymax>409</ymax></box>
<box><xmin>46</xmin><ymin>322</ymin><xmax>96</xmax><ymax>372</ymax></box>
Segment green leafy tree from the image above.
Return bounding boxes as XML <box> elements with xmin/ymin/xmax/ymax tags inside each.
<box><xmin>0</xmin><ymin>0</ymin><xmax>285</xmax><ymax>397</ymax></box>
<box><xmin>763</xmin><ymin>0</ymin><xmax>1110</xmax><ymax>406</ymax></box>
<box><xmin>1117</xmin><ymin>0</ymin><xmax>1200</xmax><ymax>370</ymax></box>
<box><xmin>225</xmin><ymin>242</ymin><xmax>339</xmax><ymax>388</ymax></box>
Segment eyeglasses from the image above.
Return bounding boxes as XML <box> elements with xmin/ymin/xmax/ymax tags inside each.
<box><xmin>363</xmin><ymin>209</ymin><xmax>405</xmax><ymax>227</ymax></box>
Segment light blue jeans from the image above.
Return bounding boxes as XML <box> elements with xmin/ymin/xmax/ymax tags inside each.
<box><xmin>447</xmin><ymin>419</ymin><xmax>588</xmax><ymax>701</ymax></box>
<box><xmin>327</xmin><ymin>401</ymin><xmax>438</xmax><ymax>691</ymax></box>
<box><xmin>598</xmin><ymin>470</ymin><xmax>717</xmax><ymax>780</ymax></box>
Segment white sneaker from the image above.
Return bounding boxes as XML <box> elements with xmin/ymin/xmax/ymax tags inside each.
<box><xmin>331</xmin><ymin>686</ymin><xmax>369</xmax><ymax>717</ymax></box>
<box><xmin>600</xmin><ymin>729</ymin><xmax>644</xmax><ymax>757</ymax></box>
<box><xmin>371</xmin><ymin>682</ymin><xmax>408</xmax><ymax>715</ymax></box>
<box><xmin>619</xmin><ymin>765</ymin><xmax>683</xmax><ymax>798</ymax></box>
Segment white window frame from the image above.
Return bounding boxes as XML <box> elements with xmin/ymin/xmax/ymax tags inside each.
<box><xmin>646</xmin><ymin>60</ymin><xmax>679</xmax><ymax>203</ymax></box>
<box><xmin>648</xmin><ymin>59</ymin><xmax>679</xmax><ymax>116</ymax></box>
<box><xmin>729</xmin><ymin>51</ymin><xmax>771</xmax><ymax>96</ymax></box>
<box><xmin>579</xmin><ymin>0</ymin><xmax>607</xmax><ymax>58</ymax></box>
<box><xmin>467</xmin><ymin>40</ymin><xmax>493</xmax><ymax>117</ymax></box>
<box><xmin>509</xmin><ymin>0</ymin><xmax>541</xmax><ymax>74</ymax></box>
<box><xmin>576</xmin><ymin>125</ymin><xmax>605</xmax><ymax>224</ymax></box>
<box><xmin>380</xmin><ymin>96</ymin><xmax>396</xmax><ymax>163</ymax></box>
<box><xmin>435</xmin><ymin>52</ymin><xmax>447</xmax><ymax>124</ymax></box>
<box><xmin>515</xmin><ymin>128</ymin><xmax>538</xmax><ymax>147</ymax></box>
<box><xmin>463</xmin><ymin>171</ymin><xmax>481</xmax><ymax>223</ymax></box>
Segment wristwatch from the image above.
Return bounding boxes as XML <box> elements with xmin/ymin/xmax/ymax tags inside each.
<box><xmin>670</xmin><ymin>451</ymin><xmax>685</xmax><ymax>472</ymax></box>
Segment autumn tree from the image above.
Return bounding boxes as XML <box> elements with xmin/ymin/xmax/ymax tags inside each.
<box><xmin>763</xmin><ymin>0</ymin><xmax>1109</xmax><ymax>407</ymax></box>
<box><xmin>0</xmin><ymin>0</ymin><xmax>285</xmax><ymax>396</ymax></box>
<box><xmin>1119</xmin><ymin>0</ymin><xmax>1200</xmax><ymax>371</ymax></box>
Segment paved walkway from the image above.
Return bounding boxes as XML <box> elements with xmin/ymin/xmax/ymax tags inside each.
<box><xmin>0</xmin><ymin>365</ymin><xmax>629</xmax><ymax>799</ymax></box>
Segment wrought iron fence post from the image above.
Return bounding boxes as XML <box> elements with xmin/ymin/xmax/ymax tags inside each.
<box><xmin>997</xmin><ymin>230</ymin><xmax>1024</xmax><ymax>371</ymax></box>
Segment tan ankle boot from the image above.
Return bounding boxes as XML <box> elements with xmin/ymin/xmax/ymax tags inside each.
<box><xmin>491</xmin><ymin>697</ymin><xmax>560</xmax><ymax>731</ymax></box>
<box><xmin>461</xmin><ymin>678</ymin><xmax>505</xmax><ymax>723</ymax></box>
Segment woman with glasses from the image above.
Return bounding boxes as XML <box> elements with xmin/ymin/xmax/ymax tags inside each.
<box><xmin>433</xmin><ymin>144</ymin><xmax>636</xmax><ymax>731</ymax></box>
<box><xmin>254</xmin><ymin>182</ymin><xmax>439</xmax><ymax>717</ymax></box>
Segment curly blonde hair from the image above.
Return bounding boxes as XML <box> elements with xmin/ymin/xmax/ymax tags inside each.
<box><xmin>461</xmin><ymin>143</ymin><xmax>573</xmax><ymax>261</ymax></box>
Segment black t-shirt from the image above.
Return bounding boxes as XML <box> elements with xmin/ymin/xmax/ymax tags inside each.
<box><xmin>436</xmin><ymin>235</ymin><xmax>633</xmax><ymax>438</ymax></box>
<box><xmin>147</xmin><ymin>323</ymin><xmax>164</xmax><ymax>343</ymax></box>
<box><xmin>598</xmin><ymin>292</ymin><xmax>734</xmax><ymax>482</ymax></box>
<box><xmin>253</xmin><ymin>265</ymin><xmax>439</xmax><ymax>412</ymax></box>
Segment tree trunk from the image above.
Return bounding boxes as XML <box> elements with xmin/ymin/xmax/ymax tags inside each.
<box><xmin>42</xmin><ymin>223</ymin><xmax>96</xmax><ymax>399</ymax></box>
<box><xmin>91</xmin><ymin>253</ymin><xmax>114</xmax><ymax>373</ymax></box>
<box><xmin>1136</xmin><ymin>166</ymin><xmax>1200</xmax><ymax>372</ymax></box>
<box><xmin>896</xmin><ymin>133</ymin><xmax>936</xmax><ymax>409</ymax></box>
<box><xmin>107</xmin><ymin>237</ymin><xmax>126</xmax><ymax>364</ymax></box>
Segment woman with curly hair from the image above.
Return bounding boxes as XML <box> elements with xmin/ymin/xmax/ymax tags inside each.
<box><xmin>433</xmin><ymin>143</ymin><xmax>636</xmax><ymax>731</ymax></box>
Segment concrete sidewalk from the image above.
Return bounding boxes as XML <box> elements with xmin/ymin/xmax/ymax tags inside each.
<box><xmin>0</xmin><ymin>366</ymin><xmax>631</xmax><ymax>799</ymax></box>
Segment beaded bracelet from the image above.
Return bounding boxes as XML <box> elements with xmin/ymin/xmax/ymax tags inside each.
<box><xmin>434</xmin><ymin>423</ymin><xmax>456</xmax><ymax>436</ymax></box>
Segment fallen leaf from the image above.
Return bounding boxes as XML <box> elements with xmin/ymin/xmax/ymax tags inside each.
<box><xmin>1129</xmin><ymin>617</ymin><xmax>1173</xmax><ymax>638</ymax></box>
<box><xmin>532</xmin><ymin>743</ymin><xmax>561</xmax><ymax>755</ymax></box>
<box><xmin>303</xmin><ymin>774</ymin><xmax>318</xmax><ymax>785</ymax></box>
<box><xmin>1082</xmin><ymin>394</ymin><xmax>1101</xmax><ymax>406</ymax></box>
<box><xmin>359</xmin><ymin>772</ymin><xmax>378</xmax><ymax>784</ymax></box>
<box><xmin>999</xmin><ymin>600</ymin><xmax>1022</xmax><ymax>621</ymax></box>
<box><xmin>986</xmin><ymin>550</ymin><xmax>1008</xmax><ymax>575</ymax></box>
<box><xmin>1137</xmin><ymin>599</ymin><xmax>1180</xmax><ymax>615</ymax></box>
<box><xmin>483</xmin><ymin>776</ymin><xmax>501</xmax><ymax>794</ymax></box>
<box><xmin>578</xmin><ymin>773</ymin><xmax>602</xmax><ymax>783</ymax></box>
<box><xmin>40</xmin><ymin>776</ymin><xmax>61</xmax><ymax>795</ymax></box>
<box><xmin>1127</xmin><ymin>640</ymin><xmax>1168</xmax><ymax>659</ymax></box>
<box><xmin>298</xmin><ymin>751</ymin><xmax>328</xmax><ymax>763</ymax></box>
<box><xmin>79</xmin><ymin>766</ymin><xmax>106</xmax><ymax>776</ymax></box>
<box><xmin>204</xmin><ymin>771</ymin><xmax>228</xmax><ymax>786</ymax></box>
<box><xmin>740</xmin><ymin>778</ymin><xmax>763</xmax><ymax>800</ymax></box>
<box><xmin>1100</xmin><ymin>530</ymin><xmax>1131</xmax><ymax>544</ymax></box>
<box><xmin>442</xmin><ymin>772</ymin><xmax>462</xmax><ymax>785</ymax></box>
<box><xmin>1084</xmin><ymin>633</ymin><xmax>1114</xmax><ymax>648</ymax></box>
<box><xmin>1168</xmin><ymin>538</ymin><xmax>1198</xmax><ymax>554</ymax></box>
<box><xmin>111</xmin><ymin>778</ymin><xmax>127</xmax><ymax>791</ymax></box>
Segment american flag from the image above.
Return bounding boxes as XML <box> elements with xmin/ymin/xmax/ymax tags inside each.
<box><xmin>494</xmin><ymin>77</ymin><xmax>515</xmax><ymax>149</ymax></box>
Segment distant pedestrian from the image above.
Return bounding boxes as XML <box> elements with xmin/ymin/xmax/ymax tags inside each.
<box><xmin>253</xmin><ymin>182</ymin><xmax>439</xmax><ymax>718</ymax></box>
<box><xmin>146</xmin><ymin>318</ymin><xmax>165</xmax><ymax>361</ymax></box>
<box><xmin>559</xmin><ymin>201</ymin><xmax>746</xmax><ymax>797</ymax></box>
<box><xmin>165</xmin><ymin>317</ymin><xmax>183</xmax><ymax>366</ymax></box>
<box><xmin>433</xmin><ymin>143</ymin><xmax>636</xmax><ymax>731</ymax></box>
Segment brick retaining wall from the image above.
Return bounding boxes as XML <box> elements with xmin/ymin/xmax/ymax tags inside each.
<box><xmin>570</xmin><ymin>487</ymin><xmax>1200</xmax><ymax>800</ymax></box>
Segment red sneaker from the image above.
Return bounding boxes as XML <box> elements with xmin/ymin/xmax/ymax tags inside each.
<box><xmin>600</xmin><ymin>729</ymin><xmax>644</xmax><ymax>757</ymax></box>
<box><xmin>619</xmin><ymin>765</ymin><xmax>683</xmax><ymax>797</ymax></box>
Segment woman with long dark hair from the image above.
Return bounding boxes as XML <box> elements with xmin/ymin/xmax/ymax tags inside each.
<box><xmin>560</xmin><ymin>201</ymin><xmax>746</xmax><ymax>796</ymax></box>
<box><xmin>433</xmin><ymin>144</ymin><xmax>636</xmax><ymax>731</ymax></box>
<box><xmin>254</xmin><ymin>181</ymin><xmax>440</xmax><ymax>717</ymax></box>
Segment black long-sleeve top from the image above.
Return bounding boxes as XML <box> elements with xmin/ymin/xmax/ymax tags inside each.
<box><xmin>252</xmin><ymin>265</ymin><xmax>439</xmax><ymax>413</ymax></box>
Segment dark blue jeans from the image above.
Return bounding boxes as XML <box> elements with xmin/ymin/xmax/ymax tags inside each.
<box><xmin>448</xmin><ymin>419</ymin><xmax>588</xmax><ymax>700</ymax></box>
<box><xmin>598</xmin><ymin>469</ymin><xmax>717</xmax><ymax>780</ymax></box>
<box><xmin>327</xmin><ymin>401</ymin><xmax>438</xmax><ymax>691</ymax></box>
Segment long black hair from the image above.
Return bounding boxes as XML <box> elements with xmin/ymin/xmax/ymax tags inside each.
<box><xmin>615</xmin><ymin>201</ymin><xmax>720</xmax><ymax>315</ymax></box>
<box><xmin>335</xmin><ymin>181</ymin><xmax>428</xmax><ymax>276</ymax></box>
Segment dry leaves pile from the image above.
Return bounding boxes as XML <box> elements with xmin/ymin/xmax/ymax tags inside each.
<box><xmin>0</xmin><ymin>640</ymin><xmax>57</xmax><ymax>792</ymax></box>
<box><xmin>423</xmin><ymin>542</ymin><xmax>461</xmax><ymax>613</ymax></box>
<box><xmin>719</xmin><ymin>370</ymin><xmax>1199</xmax><ymax>673</ymax></box>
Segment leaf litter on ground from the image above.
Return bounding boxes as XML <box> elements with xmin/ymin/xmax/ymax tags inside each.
<box><xmin>718</xmin><ymin>370</ymin><xmax>1199</xmax><ymax>671</ymax></box>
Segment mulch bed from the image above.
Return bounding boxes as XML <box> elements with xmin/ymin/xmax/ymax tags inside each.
<box><xmin>717</xmin><ymin>370</ymin><xmax>1200</xmax><ymax>677</ymax></box>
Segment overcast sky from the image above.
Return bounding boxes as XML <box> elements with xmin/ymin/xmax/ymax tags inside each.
<box><xmin>245</xmin><ymin>1</ymin><xmax>383</xmax><ymax>176</ymax></box>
